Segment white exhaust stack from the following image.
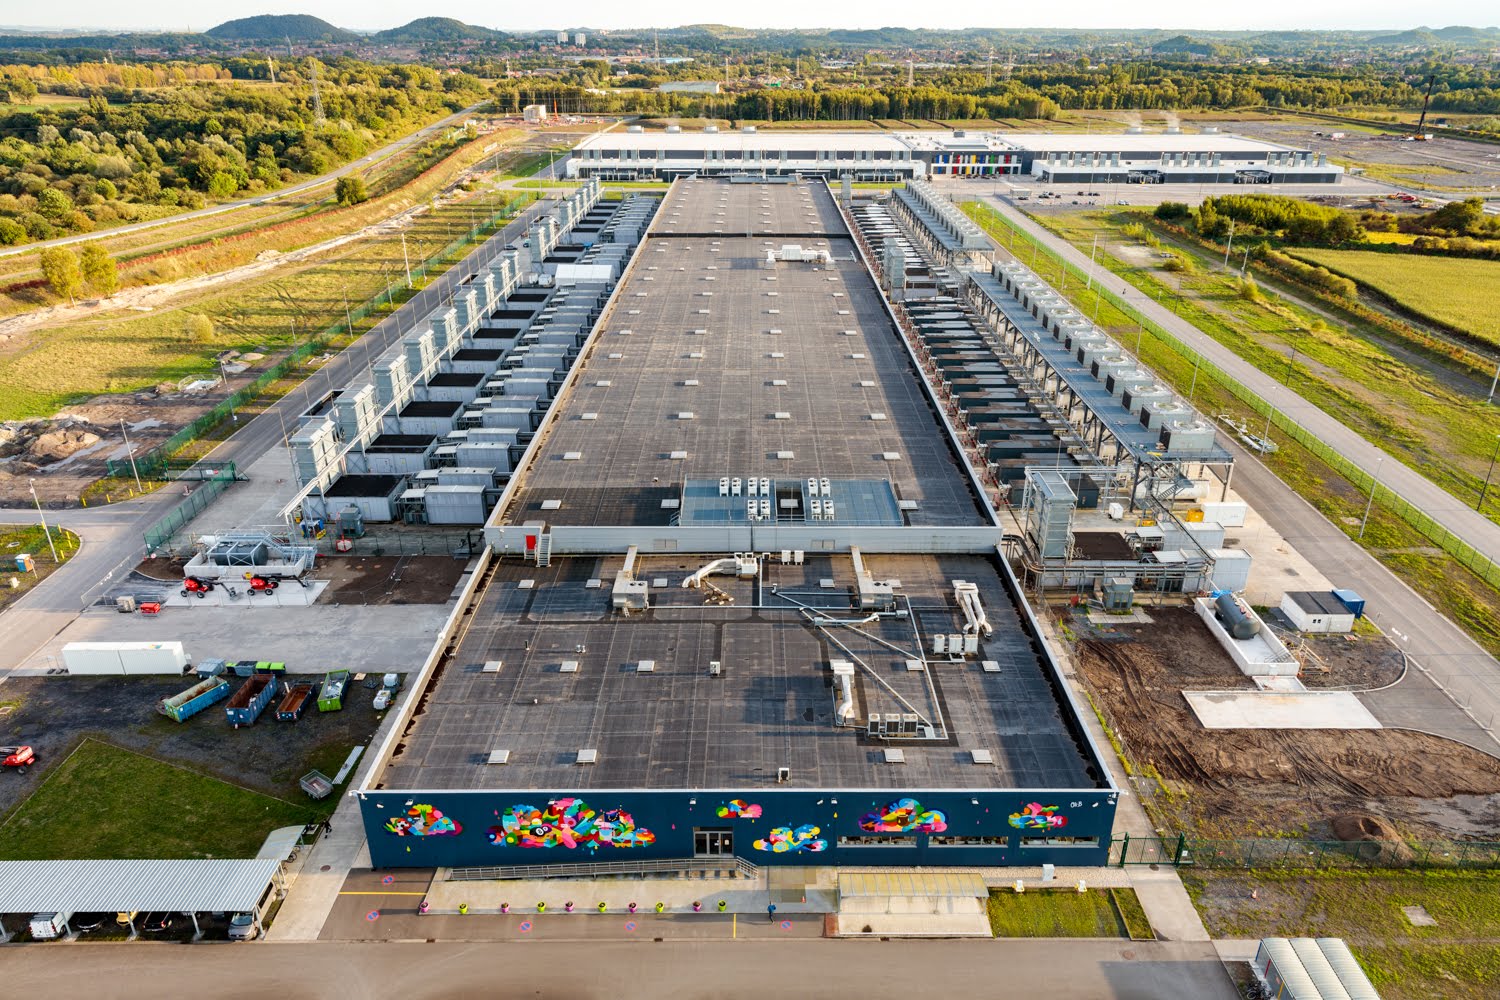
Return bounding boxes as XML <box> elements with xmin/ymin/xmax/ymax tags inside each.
<box><xmin>831</xmin><ymin>660</ymin><xmax>856</xmax><ymax>724</ymax></box>
<box><xmin>954</xmin><ymin>580</ymin><xmax>993</xmax><ymax>636</ymax></box>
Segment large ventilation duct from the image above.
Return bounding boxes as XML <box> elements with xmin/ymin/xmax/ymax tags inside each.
<box><xmin>954</xmin><ymin>580</ymin><xmax>993</xmax><ymax>636</ymax></box>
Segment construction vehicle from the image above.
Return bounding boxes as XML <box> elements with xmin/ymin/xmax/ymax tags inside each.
<box><xmin>1413</xmin><ymin>74</ymin><xmax>1437</xmax><ymax>140</ymax></box>
<box><xmin>246</xmin><ymin>575</ymin><xmax>280</xmax><ymax>595</ymax></box>
<box><xmin>180</xmin><ymin>576</ymin><xmax>215</xmax><ymax>598</ymax></box>
<box><xmin>2</xmin><ymin>745</ymin><xmax>37</xmax><ymax>774</ymax></box>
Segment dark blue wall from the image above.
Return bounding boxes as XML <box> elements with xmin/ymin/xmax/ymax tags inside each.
<box><xmin>362</xmin><ymin>788</ymin><xmax>1117</xmax><ymax>869</ymax></box>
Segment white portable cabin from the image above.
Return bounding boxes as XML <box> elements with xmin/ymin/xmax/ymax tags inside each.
<box><xmin>1280</xmin><ymin>591</ymin><xmax>1355</xmax><ymax>634</ymax></box>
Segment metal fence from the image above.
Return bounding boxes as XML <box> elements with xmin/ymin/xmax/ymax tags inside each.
<box><xmin>976</xmin><ymin>204</ymin><xmax>1500</xmax><ymax>591</ymax></box>
<box><xmin>1113</xmin><ymin>834</ymin><xmax>1500</xmax><ymax>870</ymax></box>
<box><xmin>142</xmin><ymin>465</ymin><xmax>239</xmax><ymax>552</ymax></box>
<box><xmin>110</xmin><ymin>193</ymin><xmax>535</xmax><ymax>482</ymax></box>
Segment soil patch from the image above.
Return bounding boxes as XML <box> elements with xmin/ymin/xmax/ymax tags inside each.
<box><xmin>1071</xmin><ymin>607</ymin><xmax>1500</xmax><ymax>839</ymax></box>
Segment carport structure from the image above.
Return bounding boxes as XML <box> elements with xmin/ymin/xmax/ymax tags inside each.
<box><xmin>0</xmin><ymin>859</ymin><xmax>284</xmax><ymax>941</ymax></box>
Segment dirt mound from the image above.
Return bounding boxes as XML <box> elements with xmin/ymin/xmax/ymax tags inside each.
<box><xmin>1329</xmin><ymin>813</ymin><xmax>1414</xmax><ymax>863</ymax></box>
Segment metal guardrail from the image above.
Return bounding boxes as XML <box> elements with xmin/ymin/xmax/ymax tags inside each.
<box><xmin>447</xmin><ymin>856</ymin><xmax>759</xmax><ymax>881</ymax></box>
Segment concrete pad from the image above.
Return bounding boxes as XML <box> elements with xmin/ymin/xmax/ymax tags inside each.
<box><xmin>164</xmin><ymin>580</ymin><xmax>329</xmax><ymax>607</ymax></box>
<box><xmin>1087</xmin><ymin>609</ymin><xmax>1154</xmax><ymax>625</ymax></box>
<box><xmin>834</xmin><ymin>912</ymin><xmax>991</xmax><ymax>937</ymax></box>
<box><xmin>19</xmin><ymin>603</ymin><xmax>450</xmax><ymax>674</ymax></box>
<box><xmin>1213</xmin><ymin>938</ymin><xmax>1261</xmax><ymax>962</ymax></box>
<box><xmin>1184</xmin><ymin>690</ymin><xmax>1382</xmax><ymax>730</ymax></box>
<box><xmin>1215</xmin><ymin>483</ymin><xmax>1332</xmax><ymax>606</ymax></box>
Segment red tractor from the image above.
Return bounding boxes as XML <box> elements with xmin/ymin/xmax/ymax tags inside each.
<box><xmin>246</xmin><ymin>575</ymin><xmax>280</xmax><ymax>596</ymax></box>
<box><xmin>180</xmin><ymin>576</ymin><xmax>215</xmax><ymax>598</ymax></box>
<box><xmin>2</xmin><ymin>745</ymin><xmax>36</xmax><ymax>774</ymax></box>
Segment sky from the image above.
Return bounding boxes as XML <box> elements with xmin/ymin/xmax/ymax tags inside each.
<box><xmin>1</xmin><ymin>2</ymin><xmax>1496</xmax><ymax>34</ymax></box>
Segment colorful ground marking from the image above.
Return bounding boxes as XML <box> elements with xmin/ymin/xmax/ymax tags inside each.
<box><xmin>624</xmin><ymin>920</ymin><xmax>638</xmax><ymax>932</ymax></box>
<box><xmin>365</xmin><ymin>910</ymin><xmax>381</xmax><ymax>922</ymax></box>
<box><xmin>518</xmin><ymin>920</ymin><xmax>534</xmax><ymax>933</ymax></box>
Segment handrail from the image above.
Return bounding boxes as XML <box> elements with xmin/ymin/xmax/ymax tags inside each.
<box><xmin>447</xmin><ymin>856</ymin><xmax>758</xmax><ymax>881</ymax></box>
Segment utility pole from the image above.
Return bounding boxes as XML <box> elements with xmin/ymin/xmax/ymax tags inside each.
<box><xmin>401</xmin><ymin>230</ymin><xmax>412</xmax><ymax>288</ymax></box>
<box><xmin>119</xmin><ymin>419</ymin><xmax>143</xmax><ymax>492</ymax></box>
<box><xmin>29</xmin><ymin>479</ymin><xmax>60</xmax><ymax>563</ymax></box>
<box><xmin>1488</xmin><ymin>359</ymin><xmax>1500</xmax><ymax>403</ymax></box>
<box><xmin>1359</xmin><ymin>457</ymin><xmax>1384</xmax><ymax>539</ymax></box>
<box><xmin>1480</xmin><ymin>436</ymin><xmax>1500</xmax><ymax>510</ymax></box>
<box><xmin>1223</xmin><ymin>220</ymin><xmax>1235</xmax><ymax>271</ymax></box>
<box><xmin>1085</xmin><ymin>233</ymin><xmax>1099</xmax><ymax>290</ymax></box>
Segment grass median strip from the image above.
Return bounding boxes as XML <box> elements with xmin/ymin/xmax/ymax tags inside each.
<box><xmin>987</xmin><ymin>888</ymin><xmax>1132</xmax><ymax>938</ymax></box>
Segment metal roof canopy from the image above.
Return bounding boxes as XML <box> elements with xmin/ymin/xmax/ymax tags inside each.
<box><xmin>839</xmin><ymin>871</ymin><xmax>988</xmax><ymax>898</ymax></box>
<box><xmin>0</xmin><ymin>859</ymin><xmax>282</xmax><ymax>914</ymax></box>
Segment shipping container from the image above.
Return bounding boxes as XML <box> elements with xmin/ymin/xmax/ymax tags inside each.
<box><xmin>226</xmin><ymin>676</ymin><xmax>278</xmax><ymax>728</ymax></box>
<box><xmin>318</xmin><ymin>670</ymin><xmax>351</xmax><ymax>712</ymax></box>
<box><xmin>63</xmin><ymin>641</ymin><xmax>188</xmax><ymax>676</ymax></box>
<box><xmin>158</xmin><ymin>677</ymin><xmax>231</xmax><ymax>723</ymax></box>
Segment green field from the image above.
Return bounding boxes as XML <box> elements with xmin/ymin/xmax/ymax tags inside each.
<box><xmin>1289</xmin><ymin>249</ymin><xmax>1500</xmax><ymax>348</ymax></box>
<box><xmin>1186</xmin><ymin>871</ymin><xmax>1500</xmax><ymax>1000</ymax></box>
<box><xmin>986</xmin><ymin>889</ymin><xmax>1133</xmax><ymax>937</ymax></box>
<box><xmin>0</xmin><ymin>739</ymin><xmax>319</xmax><ymax>859</ymax></box>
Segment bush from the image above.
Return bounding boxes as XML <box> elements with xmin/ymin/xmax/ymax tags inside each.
<box><xmin>335</xmin><ymin>173</ymin><xmax>369</xmax><ymax>207</ymax></box>
<box><xmin>183</xmin><ymin>313</ymin><xmax>214</xmax><ymax>344</ymax></box>
<box><xmin>1154</xmin><ymin>201</ymin><xmax>1191</xmax><ymax>221</ymax></box>
<box><xmin>0</xmin><ymin>217</ymin><xmax>24</xmax><ymax>245</ymax></box>
<box><xmin>79</xmin><ymin>243</ymin><xmax>118</xmax><ymax>297</ymax></box>
<box><xmin>1264</xmin><ymin>249</ymin><xmax>1357</xmax><ymax>299</ymax></box>
<box><xmin>39</xmin><ymin>246</ymin><xmax>82</xmax><ymax>302</ymax></box>
<box><xmin>206</xmin><ymin>171</ymin><xmax>237</xmax><ymax>199</ymax></box>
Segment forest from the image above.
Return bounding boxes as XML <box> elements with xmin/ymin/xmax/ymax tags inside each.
<box><xmin>0</xmin><ymin>58</ymin><xmax>483</xmax><ymax>247</ymax></box>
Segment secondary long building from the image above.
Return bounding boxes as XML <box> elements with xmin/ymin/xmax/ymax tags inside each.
<box><xmin>356</xmin><ymin>176</ymin><xmax>1118</xmax><ymax>874</ymax></box>
<box><xmin>569</xmin><ymin>127</ymin><xmax>1342</xmax><ymax>184</ymax></box>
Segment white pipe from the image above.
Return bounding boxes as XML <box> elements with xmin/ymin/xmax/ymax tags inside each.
<box><xmin>835</xmin><ymin>672</ymin><xmax>855</xmax><ymax>723</ymax></box>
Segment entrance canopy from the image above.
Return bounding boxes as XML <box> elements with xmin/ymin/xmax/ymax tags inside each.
<box><xmin>0</xmin><ymin>859</ymin><xmax>282</xmax><ymax>914</ymax></box>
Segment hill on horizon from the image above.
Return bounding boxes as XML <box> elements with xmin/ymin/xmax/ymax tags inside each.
<box><xmin>206</xmin><ymin>14</ymin><xmax>358</xmax><ymax>43</ymax></box>
<box><xmin>372</xmin><ymin>17</ymin><xmax>506</xmax><ymax>43</ymax></box>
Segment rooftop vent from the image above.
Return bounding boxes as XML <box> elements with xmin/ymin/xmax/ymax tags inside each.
<box><xmin>636</xmin><ymin>659</ymin><xmax>656</xmax><ymax>673</ymax></box>
<box><xmin>560</xmin><ymin>660</ymin><xmax>579</xmax><ymax>673</ymax></box>
<box><xmin>482</xmin><ymin>660</ymin><xmax>503</xmax><ymax>673</ymax></box>
<box><xmin>576</xmin><ymin>749</ymin><xmax>598</xmax><ymax>764</ymax></box>
<box><xmin>487</xmin><ymin>749</ymin><xmax>511</xmax><ymax>765</ymax></box>
<box><xmin>883</xmin><ymin>748</ymin><xmax>906</xmax><ymax>764</ymax></box>
<box><xmin>970</xmin><ymin>749</ymin><xmax>994</xmax><ymax>765</ymax></box>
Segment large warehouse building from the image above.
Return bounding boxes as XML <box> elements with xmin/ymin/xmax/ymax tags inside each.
<box><xmin>568</xmin><ymin>127</ymin><xmax>1341</xmax><ymax>184</ymax></box>
<box><xmin>356</xmin><ymin>177</ymin><xmax>1119</xmax><ymax>873</ymax></box>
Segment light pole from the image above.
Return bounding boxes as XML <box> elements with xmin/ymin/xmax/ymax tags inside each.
<box><xmin>1488</xmin><ymin>359</ymin><xmax>1500</xmax><ymax>404</ymax></box>
<box><xmin>1085</xmin><ymin>233</ymin><xmax>1099</xmax><ymax>291</ymax></box>
<box><xmin>1479</xmin><ymin>435</ymin><xmax>1500</xmax><ymax>511</ymax></box>
<box><xmin>29</xmin><ymin>478</ymin><xmax>60</xmax><ymax>563</ymax></box>
<box><xmin>118</xmin><ymin>419</ymin><xmax>143</xmax><ymax>492</ymax></box>
<box><xmin>1222</xmin><ymin>220</ymin><xmax>1235</xmax><ymax>271</ymax></box>
<box><xmin>1359</xmin><ymin>457</ymin><xmax>1384</xmax><ymax>539</ymax></box>
<box><xmin>401</xmin><ymin>229</ymin><xmax>413</xmax><ymax>289</ymax></box>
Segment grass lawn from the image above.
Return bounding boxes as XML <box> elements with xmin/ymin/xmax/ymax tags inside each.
<box><xmin>960</xmin><ymin>201</ymin><xmax>1500</xmax><ymax>656</ymax></box>
<box><xmin>1288</xmin><ymin>248</ymin><xmax>1500</xmax><ymax>348</ymax></box>
<box><xmin>0</xmin><ymin>739</ymin><xmax>320</xmax><ymax>859</ymax></box>
<box><xmin>0</xmin><ymin>525</ymin><xmax>80</xmax><ymax>612</ymax></box>
<box><xmin>1185</xmin><ymin>871</ymin><xmax>1500</xmax><ymax>1000</ymax></box>
<box><xmin>986</xmin><ymin>889</ymin><xmax>1129</xmax><ymax>937</ymax></box>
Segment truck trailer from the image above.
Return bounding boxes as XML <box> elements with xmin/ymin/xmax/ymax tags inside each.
<box><xmin>158</xmin><ymin>677</ymin><xmax>231</xmax><ymax>723</ymax></box>
<box><xmin>225</xmin><ymin>676</ymin><xmax>278</xmax><ymax>728</ymax></box>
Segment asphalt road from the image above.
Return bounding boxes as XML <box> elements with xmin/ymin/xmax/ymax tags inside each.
<box><xmin>0</xmin><ymin>196</ymin><xmax>553</xmax><ymax>678</ymax></box>
<box><xmin>980</xmin><ymin>195</ymin><xmax>1500</xmax><ymax>753</ymax></box>
<box><xmin>6</xmin><ymin>939</ymin><xmax>1238</xmax><ymax>1000</ymax></box>
<box><xmin>0</xmin><ymin>102</ymin><xmax>490</xmax><ymax>260</ymax></box>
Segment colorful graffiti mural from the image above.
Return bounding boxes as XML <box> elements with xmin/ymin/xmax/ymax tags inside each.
<box><xmin>716</xmin><ymin>799</ymin><xmax>763</xmax><ymax>819</ymax></box>
<box><xmin>1008</xmin><ymin>803</ymin><xmax>1068</xmax><ymax>830</ymax></box>
<box><xmin>488</xmin><ymin>798</ymin><xmax>655</xmax><ymax>851</ymax></box>
<box><xmin>753</xmin><ymin>824</ymin><xmax>828</xmax><ymax>853</ymax></box>
<box><xmin>859</xmin><ymin>797</ymin><xmax>948</xmax><ymax>834</ymax></box>
<box><xmin>384</xmin><ymin>803</ymin><xmax>462</xmax><ymax>837</ymax></box>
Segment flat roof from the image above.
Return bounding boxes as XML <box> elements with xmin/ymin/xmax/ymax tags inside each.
<box><xmin>1002</xmin><ymin>131</ymin><xmax>1298</xmax><ymax>154</ymax></box>
<box><xmin>577</xmin><ymin>131</ymin><xmax>913</xmax><ymax>153</ymax></box>
<box><xmin>1287</xmin><ymin>590</ymin><xmax>1350</xmax><ymax>615</ymax></box>
<box><xmin>497</xmin><ymin>179</ymin><xmax>986</xmax><ymax>529</ymax></box>
<box><xmin>377</xmin><ymin>178</ymin><xmax>1104</xmax><ymax>795</ymax></box>
<box><xmin>378</xmin><ymin>553</ymin><xmax>1099</xmax><ymax>792</ymax></box>
<box><xmin>0</xmin><ymin>859</ymin><xmax>281</xmax><ymax>914</ymax></box>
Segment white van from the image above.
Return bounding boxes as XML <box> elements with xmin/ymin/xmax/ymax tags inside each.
<box><xmin>30</xmin><ymin>912</ymin><xmax>72</xmax><ymax>939</ymax></box>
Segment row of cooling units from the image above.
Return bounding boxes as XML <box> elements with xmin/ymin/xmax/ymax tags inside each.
<box><xmin>290</xmin><ymin>187</ymin><xmax>658</xmax><ymax>526</ymax></box>
<box><xmin>849</xmin><ymin>199</ymin><xmax>1092</xmax><ymax>497</ymax></box>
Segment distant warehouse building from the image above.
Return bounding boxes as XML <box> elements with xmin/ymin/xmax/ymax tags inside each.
<box><xmin>568</xmin><ymin>127</ymin><xmax>1341</xmax><ymax>184</ymax></box>
<box><xmin>658</xmin><ymin>81</ymin><xmax>721</xmax><ymax>95</ymax></box>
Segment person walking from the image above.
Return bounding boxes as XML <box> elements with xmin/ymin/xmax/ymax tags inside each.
<box><xmin>767</xmin><ymin>903</ymin><xmax>777</xmax><ymax>923</ymax></box>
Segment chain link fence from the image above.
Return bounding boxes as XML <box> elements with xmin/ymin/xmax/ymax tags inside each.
<box><xmin>978</xmin><ymin>204</ymin><xmax>1500</xmax><ymax>591</ymax></box>
<box><xmin>142</xmin><ymin>465</ymin><xmax>239</xmax><ymax>553</ymax></box>
<box><xmin>1115</xmin><ymin>834</ymin><xmax>1500</xmax><ymax>871</ymax></box>
<box><xmin>110</xmin><ymin>193</ymin><xmax>535</xmax><ymax>482</ymax></box>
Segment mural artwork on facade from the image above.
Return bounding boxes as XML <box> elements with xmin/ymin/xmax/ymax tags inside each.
<box><xmin>753</xmin><ymin>824</ymin><xmax>828</xmax><ymax>853</ymax></box>
<box><xmin>489</xmin><ymin>797</ymin><xmax>656</xmax><ymax>851</ymax></box>
<box><xmin>384</xmin><ymin>803</ymin><xmax>462</xmax><ymax>837</ymax></box>
<box><xmin>859</xmin><ymin>797</ymin><xmax>948</xmax><ymax>834</ymax></box>
<box><xmin>1008</xmin><ymin>802</ymin><xmax>1068</xmax><ymax>830</ymax></box>
<box><xmin>716</xmin><ymin>799</ymin><xmax>763</xmax><ymax>819</ymax></box>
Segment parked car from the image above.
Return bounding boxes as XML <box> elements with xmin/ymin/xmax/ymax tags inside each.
<box><xmin>73</xmin><ymin>913</ymin><xmax>109</xmax><ymax>932</ymax></box>
<box><xmin>228</xmin><ymin>914</ymin><xmax>258</xmax><ymax>941</ymax></box>
<box><xmin>139</xmin><ymin>912</ymin><xmax>175</xmax><ymax>934</ymax></box>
